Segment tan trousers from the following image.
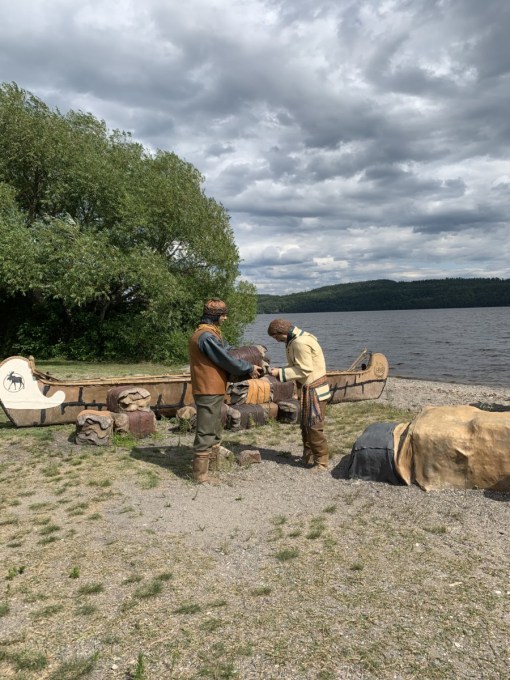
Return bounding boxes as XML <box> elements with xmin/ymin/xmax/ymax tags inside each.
<box><xmin>301</xmin><ymin>400</ymin><xmax>329</xmax><ymax>465</ymax></box>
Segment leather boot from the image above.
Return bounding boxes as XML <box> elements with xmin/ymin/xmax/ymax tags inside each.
<box><xmin>301</xmin><ymin>448</ymin><xmax>314</xmax><ymax>467</ymax></box>
<box><xmin>308</xmin><ymin>424</ymin><xmax>329</xmax><ymax>472</ymax></box>
<box><xmin>209</xmin><ymin>446</ymin><xmax>219</xmax><ymax>473</ymax></box>
<box><xmin>300</xmin><ymin>428</ymin><xmax>314</xmax><ymax>467</ymax></box>
<box><xmin>192</xmin><ymin>451</ymin><xmax>220</xmax><ymax>484</ymax></box>
<box><xmin>309</xmin><ymin>452</ymin><xmax>329</xmax><ymax>472</ymax></box>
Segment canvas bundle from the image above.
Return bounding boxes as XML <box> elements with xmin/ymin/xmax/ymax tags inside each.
<box><xmin>233</xmin><ymin>403</ymin><xmax>269</xmax><ymax>429</ymax></box>
<box><xmin>277</xmin><ymin>399</ymin><xmax>300</xmax><ymax>424</ymax></box>
<box><xmin>265</xmin><ymin>375</ymin><xmax>296</xmax><ymax>403</ymax></box>
<box><xmin>106</xmin><ymin>385</ymin><xmax>152</xmax><ymax>413</ymax></box>
<box><xmin>227</xmin><ymin>378</ymin><xmax>271</xmax><ymax>405</ymax></box>
<box><xmin>228</xmin><ymin>345</ymin><xmax>270</xmax><ymax>382</ymax></box>
<box><xmin>75</xmin><ymin>409</ymin><xmax>113</xmax><ymax>446</ymax></box>
<box><xmin>394</xmin><ymin>405</ymin><xmax>510</xmax><ymax>492</ymax></box>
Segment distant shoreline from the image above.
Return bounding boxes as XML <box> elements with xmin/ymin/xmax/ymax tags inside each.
<box><xmin>257</xmin><ymin>277</ymin><xmax>510</xmax><ymax>314</ymax></box>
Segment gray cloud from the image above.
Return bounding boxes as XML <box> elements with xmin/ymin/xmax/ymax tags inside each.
<box><xmin>0</xmin><ymin>0</ymin><xmax>509</xmax><ymax>294</ymax></box>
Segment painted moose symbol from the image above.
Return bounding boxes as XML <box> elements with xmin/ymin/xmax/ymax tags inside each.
<box><xmin>5</xmin><ymin>371</ymin><xmax>25</xmax><ymax>392</ymax></box>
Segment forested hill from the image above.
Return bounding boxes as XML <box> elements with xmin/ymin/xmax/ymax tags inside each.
<box><xmin>257</xmin><ymin>278</ymin><xmax>510</xmax><ymax>314</ymax></box>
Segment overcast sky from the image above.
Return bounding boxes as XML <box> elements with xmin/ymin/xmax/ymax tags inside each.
<box><xmin>1</xmin><ymin>0</ymin><xmax>509</xmax><ymax>294</ymax></box>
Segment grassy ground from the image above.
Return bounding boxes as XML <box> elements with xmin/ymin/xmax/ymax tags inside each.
<box><xmin>34</xmin><ymin>359</ymin><xmax>186</xmax><ymax>380</ymax></box>
<box><xmin>0</xmin><ymin>366</ymin><xmax>509</xmax><ymax>679</ymax></box>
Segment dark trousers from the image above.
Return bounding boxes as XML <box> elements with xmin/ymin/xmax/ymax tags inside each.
<box><xmin>193</xmin><ymin>394</ymin><xmax>224</xmax><ymax>452</ymax></box>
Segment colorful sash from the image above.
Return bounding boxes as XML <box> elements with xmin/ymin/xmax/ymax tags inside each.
<box><xmin>300</xmin><ymin>375</ymin><xmax>329</xmax><ymax>427</ymax></box>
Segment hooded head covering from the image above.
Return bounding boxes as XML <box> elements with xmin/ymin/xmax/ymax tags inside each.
<box><xmin>267</xmin><ymin>318</ymin><xmax>292</xmax><ymax>337</ymax></box>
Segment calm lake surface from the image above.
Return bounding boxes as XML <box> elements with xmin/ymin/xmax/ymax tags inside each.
<box><xmin>243</xmin><ymin>307</ymin><xmax>510</xmax><ymax>387</ymax></box>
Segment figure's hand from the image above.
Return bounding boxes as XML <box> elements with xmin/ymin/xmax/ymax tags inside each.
<box><xmin>250</xmin><ymin>366</ymin><xmax>264</xmax><ymax>379</ymax></box>
<box><xmin>270</xmin><ymin>367</ymin><xmax>280</xmax><ymax>379</ymax></box>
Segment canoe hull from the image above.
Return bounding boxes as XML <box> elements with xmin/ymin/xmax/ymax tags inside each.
<box><xmin>327</xmin><ymin>352</ymin><xmax>388</xmax><ymax>404</ymax></box>
<box><xmin>0</xmin><ymin>351</ymin><xmax>388</xmax><ymax>427</ymax></box>
<box><xmin>0</xmin><ymin>356</ymin><xmax>193</xmax><ymax>427</ymax></box>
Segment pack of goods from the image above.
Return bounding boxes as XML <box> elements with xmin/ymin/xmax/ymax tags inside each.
<box><xmin>125</xmin><ymin>410</ymin><xmax>157</xmax><ymax>438</ymax></box>
<box><xmin>75</xmin><ymin>409</ymin><xmax>113</xmax><ymax>446</ymax></box>
<box><xmin>227</xmin><ymin>378</ymin><xmax>271</xmax><ymax>405</ymax></box>
<box><xmin>106</xmin><ymin>385</ymin><xmax>152</xmax><ymax>413</ymax></box>
<box><xmin>347</xmin><ymin>421</ymin><xmax>405</xmax><ymax>485</ymax></box>
<box><xmin>394</xmin><ymin>405</ymin><xmax>510</xmax><ymax>491</ymax></box>
<box><xmin>233</xmin><ymin>403</ymin><xmax>269</xmax><ymax>429</ymax></box>
<box><xmin>228</xmin><ymin>345</ymin><xmax>270</xmax><ymax>382</ymax></box>
<box><xmin>277</xmin><ymin>399</ymin><xmax>300</xmax><ymax>424</ymax></box>
<box><xmin>111</xmin><ymin>412</ymin><xmax>130</xmax><ymax>434</ymax></box>
<box><xmin>265</xmin><ymin>374</ymin><xmax>296</xmax><ymax>403</ymax></box>
<box><xmin>176</xmin><ymin>405</ymin><xmax>197</xmax><ymax>430</ymax></box>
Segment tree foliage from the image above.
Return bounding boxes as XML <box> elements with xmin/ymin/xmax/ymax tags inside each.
<box><xmin>0</xmin><ymin>82</ymin><xmax>256</xmax><ymax>361</ymax></box>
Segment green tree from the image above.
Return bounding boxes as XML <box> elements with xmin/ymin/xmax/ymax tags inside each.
<box><xmin>0</xmin><ymin>82</ymin><xmax>256</xmax><ymax>361</ymax></box>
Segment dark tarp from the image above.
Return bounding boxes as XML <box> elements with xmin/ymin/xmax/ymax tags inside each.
<box><xmin>347</xmin><ymin>421</ymin><xmax>405</xmax><ymax>485</ymax></box>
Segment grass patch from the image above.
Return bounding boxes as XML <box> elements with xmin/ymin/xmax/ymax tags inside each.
<box><xmin>275</xmin><ymin>548</ymin><xmax>299</xmax><ymax>561</ymax></box>
<box><xmin>8</xmin><ymin>648</ymin><xmax>48</xmax><ymax>671</ymax></box>
<box><xmin>31</xmin><ymin>604</ymin><xmax>64</xmax><ymax>620</ymax></box>
<box><xmin>250</xmin><ymin>586</ymin><xmax>272</xmax><ymax>597</ymax></box>
<box><xmin>48</xmin><ymin>652</ymin><xmax>99</xmax><ymax>679</ymax></box>
<box><xmin>133</xmin><ymin>578</ymin><xmax>163</xmax><ymax>599</ymax></box>
<box><xmin>77</xmin><ymin>582</ymin><xmax>104</xmax><ymax>595</ymax></box>
<box><xmin>123</xmin><ymin>574</ymin><xmax>143</xmax><ymax>585</ymax></box>
<box><xmin>424</xmin><ymin>525</ymin><xmax>447</xmax><ymax>535</ymax></box>
<box><xmin>76</xmin><ymin>604</ymin><xmax>98</xmax><ymax>616</ymax></box>
<box><xmin>174</xmin><ymin>602</ymin><xmax>201</xmax><ymax>615</ymax></box>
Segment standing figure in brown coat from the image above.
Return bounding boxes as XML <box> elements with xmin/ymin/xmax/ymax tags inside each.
<box><xmin>188</xmin><ymin>298</ymin><xmax>262</xmax><ymax>483</ymax></box>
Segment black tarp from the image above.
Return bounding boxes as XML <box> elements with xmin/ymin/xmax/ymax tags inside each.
<box><xmin>347</xmin><ymin>421</ymin><xmax>405</xmax><ymax>485</ymax></box>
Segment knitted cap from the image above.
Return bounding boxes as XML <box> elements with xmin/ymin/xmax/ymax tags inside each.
<box><xmin>267</xmin><ymin>319</ymin><xmax>292</xmax><ymax>337</ymax></box>
<box><xmin>203</xmin><ymin>298</ymin><xmax>228</xmax><ymax>317</ymax></box>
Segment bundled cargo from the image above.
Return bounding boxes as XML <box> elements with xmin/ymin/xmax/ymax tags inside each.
<box><xmin>265</xmin><ymin>374</ymin><xmax>296</xmax><ymax>403</ymax></box>
<box><xmin>124</xmin><ymin>410</ymin><xmax>157</xmax><ymax>438</ymax></box>
<box><xmin>227</xmin><ymin>378</ymin><xmax>271</xmax><ymax>405</ymax></box>
<box><xmin>75</xmin><ymin>409</ymin><xmax>113</xmax><ymax>446</ymax></box>
<box><xmin>276</xmin><ymin>399</ymin><xmax>301</xmax><ymax>424</ymax></box>
<box><xmin>106</xmin><ymin>386</ymin><xmax>152</xmax><ymax>413</ymax></box>
<box><xmin>348</xmin><ymin>405</ymin><xmax>510</xmax><ymax>492</ymax></box>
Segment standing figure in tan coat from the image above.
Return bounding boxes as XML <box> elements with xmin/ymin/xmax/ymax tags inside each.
<box><xmin>267</xmin><ymin>319</ymin><xmax>331</xmax><ymax>471</ymax></box>
<box><xmin>188</xmin><ymin>298</ymin><xmax>262</xmax><ymax>484</ymax></box>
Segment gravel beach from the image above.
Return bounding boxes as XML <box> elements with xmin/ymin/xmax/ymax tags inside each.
<box><xmin>380</xmin><ymin>375</ymin><xmax>510</xmax><ymax>412</ymax></box>
<box><xmin>1</xmin><ymin>377</ymin><xmax>509</xmax><ymax>679</ymax></box>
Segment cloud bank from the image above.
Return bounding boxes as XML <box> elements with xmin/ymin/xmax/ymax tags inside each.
<box><xmin>1</xmin><ymin>0</ymin><xmax>509</xmax><ymax>293</ymax></box>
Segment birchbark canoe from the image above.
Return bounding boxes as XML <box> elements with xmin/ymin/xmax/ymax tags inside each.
<box><xmin>0</xmin><ymin>351</ymin><xmax>388</xmax><ymax>427</ymax></box>
<box><xmin>0</xmin><ymin>356</ymin><xmax>194</xmax><ymax>427</ymax></box>
<box><xmin>327</xmin><ymin>351</ymin><xmax>389</xmax><ymax>404</ymax></box>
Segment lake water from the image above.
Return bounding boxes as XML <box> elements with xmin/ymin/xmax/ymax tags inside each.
<box><xmin>243</xmin><ymin>307</ymin><xmax>510</xmax><ymax>387</ymax></box>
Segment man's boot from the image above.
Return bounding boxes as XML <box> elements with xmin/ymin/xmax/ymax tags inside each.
<box><xmin>209</xmin><ymin>444</ymin><xmax>231</xmax><ymax>472</ymax></box>
<box><xmin>298</xmin><ymin>448</ymin><xmax>313</xmax><ymax>467</ymax></box>
<box><xmin>310</xmin><ymin>452</ymin><xmax>329</xmax><ymax>472</ymax></box>
<box><xmin>308</xmin><ymin>429</ymin><xmax>329</xmax><ymax>472</ymax></box>
<box><xmin>192</xmin><ymin>451</ymin><xmax>220</xmax><ymax>484</ymax></box>
<box><xmin>209</xmin><ymin>446</ymin><xmax>219</xmax><ymax>473</ymax></box>
<box><xmin>299</xmin><ymin>429</ymin><xmax>314</xmax><ymax>467</ymax></box>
